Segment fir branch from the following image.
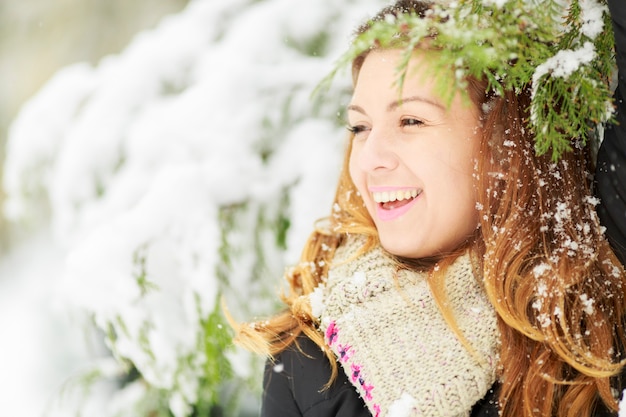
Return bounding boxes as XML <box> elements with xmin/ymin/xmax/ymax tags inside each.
<box><xmin>317</xmin><ymin>0</ymin><xmax>615</xmax><ymax>161</ymax></box>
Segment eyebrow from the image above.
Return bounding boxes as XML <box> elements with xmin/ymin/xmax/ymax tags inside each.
<box><xmin>347</xmin><ymin>95</ymin><xmax>445</xmax><ymax>114</ymax></box>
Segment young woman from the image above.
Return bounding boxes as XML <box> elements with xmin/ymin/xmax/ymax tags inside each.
<box><xmin>231</xmin><ymin>0</ymin><xmax>626</xmax><ymax>416</ymax></box>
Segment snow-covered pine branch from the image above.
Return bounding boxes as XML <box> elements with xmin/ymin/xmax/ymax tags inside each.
<box><xmin>320</xmin><ymin>0</ymin><xmax>615</xmax><ymax>161</ymax></box>
<box><xmin>3</xmin><ymin>0</ymin><xmax>385</xmax><ymax>415</ymax></box>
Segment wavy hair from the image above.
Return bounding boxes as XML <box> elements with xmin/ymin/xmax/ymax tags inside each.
<box><xmin>230</xmin><ymin>1</ymin><xmax>626</xmax><ymax>415</ymax></box>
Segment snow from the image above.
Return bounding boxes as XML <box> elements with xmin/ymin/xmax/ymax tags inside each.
<box><xmin>0</xmin><ymin>231</ymin><xmax>107</xmax><ymax>417</ymax></box>
<box><xmin>310</xmin><ymin>285</ymin><xmax>327</xmax><ymax>318</ymax></box>
<box><xmin>388</xmin><ymin>392</ymin><xmax>416</xmax><ymax>417</ymax></box>
<box><xmin>3</xmin><ymin>63</ymin><xmax>97</xmax><ymax>223</ymax></box>
<box><xmin>532</xmin><ymin>42</ymin><xmax>596</xmax><ymax>87</ymax></box>
<box><xmin>579</xmin><ymin>0</ymin><xmax>608</xmax><ymax>39</ymax></box>
<box><xmin>579</xmin><ymin>293</ymin><xmax>595</xmax><ymax>315</ymax></box>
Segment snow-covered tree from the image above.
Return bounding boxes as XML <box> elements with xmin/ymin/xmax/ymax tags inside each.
<box><xmin>2</xmin><ymin>0</ymin><xmax>384</xmax><ymax>415</ymax></box>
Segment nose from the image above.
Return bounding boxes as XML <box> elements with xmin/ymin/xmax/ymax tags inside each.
<box><xmin>351</xmin><ymin>128</ymin><xmax>399</xmax><ymax>173</ymax></box>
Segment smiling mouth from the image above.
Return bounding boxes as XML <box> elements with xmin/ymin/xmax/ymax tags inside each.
<box><xmin>372</xmin><ymin>189</ymin><xmax>421</xmax><ymax>210</ymax></box>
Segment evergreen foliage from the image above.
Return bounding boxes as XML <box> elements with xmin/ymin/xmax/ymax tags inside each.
<box><xmin>2</xmin><ymin>1</ymin><xmax>371</xmax><ymax>415</ymax></box>
<box><xmin>319</xmin><ymin>0</ymin><xmax>616</xmax><ymax>161</ymax></box>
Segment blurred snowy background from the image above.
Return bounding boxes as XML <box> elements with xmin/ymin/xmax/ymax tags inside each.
<box><xmin>0</xmin><ymin>0</ymin><xmax>386</xmax><ymax>416</ymax></box>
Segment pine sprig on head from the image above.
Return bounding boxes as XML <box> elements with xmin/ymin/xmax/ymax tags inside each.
<box><xmin>319</xmin><ymin>0</ymin><xmax>615</xmax><ymax>161</ymax></box>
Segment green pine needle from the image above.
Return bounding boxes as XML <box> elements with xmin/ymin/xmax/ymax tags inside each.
<box><xmin>318</xmin><ymin>0</ymin><xmax>615</xmax><ymax>161</ymax></box>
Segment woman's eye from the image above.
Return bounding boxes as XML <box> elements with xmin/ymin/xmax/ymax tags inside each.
<box><xmin>347</xmin><ymin>124</ymin><xmax>369</xmax><ymax>135</ymax></box>
<box><xmin>401</xmin><ymin>118</ymin><xmax>424</xmax><ymax>127</ymax></box>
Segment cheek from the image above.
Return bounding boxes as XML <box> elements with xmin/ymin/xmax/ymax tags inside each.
<box><xmin>459</xmin><ymin>148</ymin><xmax>481</xmax><ymax>222</ymax></box>
<box><xmin>445</xmin><ymin>137</ymin><xmax>481</xmax><ymax>206</ymax></box>
<box><xmin>348</xmin><ymin>148</ymin><xmax>362</xmax><ymax>190</ymax></box>
<box><xmin>456</xmin><ymin>134</ymin><xmax>481</xmax><ymax>178</ymax></box>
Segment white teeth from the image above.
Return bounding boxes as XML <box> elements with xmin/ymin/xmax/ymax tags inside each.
<box><xmin>372</xmin><ymin>189</ymin><xmax>420</xmax><ymax>203</ymax></box>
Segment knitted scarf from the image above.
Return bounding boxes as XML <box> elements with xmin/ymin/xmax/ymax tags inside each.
<box><xmin>309</xmin><ymin>236</ymin><xmax>500</xmax><ymax>417</ymax></box>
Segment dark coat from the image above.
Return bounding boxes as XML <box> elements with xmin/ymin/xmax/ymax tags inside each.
<box><xmin>261</xmin><ymin>0</ymin><xmax>626</xmax><ymax>415</ymax></box>
<box><xmin>597</xmin><ymin>0</ymin><xmax>626</xmax><ymax>267</ymax></box>
<box><xmin>261</xmin><ymin>335</ymin><xmax>501</xmax><ymax>417</ymax></box>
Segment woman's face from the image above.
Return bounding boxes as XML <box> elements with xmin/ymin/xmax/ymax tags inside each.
<box><xmin>348</xmin><ymin>49</ymin><xmax>483</xmax><ymax>259</ymax></box>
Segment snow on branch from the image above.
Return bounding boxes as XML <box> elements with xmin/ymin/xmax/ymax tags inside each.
<box><xmin>319</xmin><ymin>0</ymin><xmax>615</xmax><ymax>161</ymax></box>
<box><xmin>3</xmin><ymin>0</ymin><xmax>385</xmax><ymax>415</ymax></box>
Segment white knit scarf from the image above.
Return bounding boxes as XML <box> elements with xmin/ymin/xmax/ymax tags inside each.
<box><xmin>309</xmin><ymin>236</ymin><xmax>500</xmax><ymax>417</ymax></box>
